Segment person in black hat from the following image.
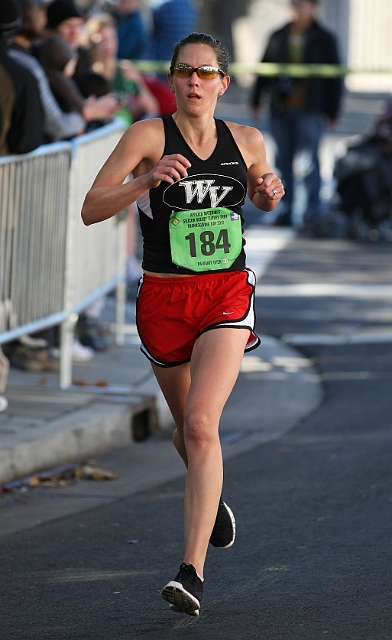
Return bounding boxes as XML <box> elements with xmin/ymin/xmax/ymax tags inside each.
<box><xmin>45</xmin><ymin>0</ymin><xmax>91</xmax><ymax>78</ymax></box>
<box><xmin>0</xmin><ymin>0</ymin><xmax>44</xmax><ymax>154</ymax></box>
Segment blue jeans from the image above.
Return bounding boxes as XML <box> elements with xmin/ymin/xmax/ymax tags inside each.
<box><xmin>270</xmin><ymin>110</ymin><xmax>325</xmax><ymax>223</ymax></box>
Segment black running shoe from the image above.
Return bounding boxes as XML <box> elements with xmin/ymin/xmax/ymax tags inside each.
<box><xmin>161</xmin><ymin>563</ymin><xmax>203</xmax><ymax>616</ymax></box>
<box><xmin>209</xmin><ymin>499</ymin><xmax>236</xmax><ymax>548</ymax></box>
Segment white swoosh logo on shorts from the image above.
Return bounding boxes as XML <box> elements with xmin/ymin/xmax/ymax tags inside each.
<box><xmin>222</xmin><ymin>312</ymin><xmax>234</xmax><ymax>315</ymax></box>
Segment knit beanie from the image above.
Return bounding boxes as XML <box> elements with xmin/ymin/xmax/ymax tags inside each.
<box><xmin>0</xmin><ymin>0</ymin><xmax>22</xmax><ymax>42</ymax></box>
<box><xmin>46</xmin><ymin>0</ymin><xmax>81</xmax><ymax>29</ymax></box>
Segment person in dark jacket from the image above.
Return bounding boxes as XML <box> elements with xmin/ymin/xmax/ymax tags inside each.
<box><xmin>251</xmin><ymin>0</ymin><xmax>342</xmax><ymax>228</ymax></box>
<box><xmin>0</xmin><ymin>0</ymin><xmax>44</xmax><ymax>154</ymax></box>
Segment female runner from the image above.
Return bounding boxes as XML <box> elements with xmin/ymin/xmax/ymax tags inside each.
<box><xmin>82</xmin><ymin>32</ymin><xmax>284</xmax><ymax>617</ymax></box>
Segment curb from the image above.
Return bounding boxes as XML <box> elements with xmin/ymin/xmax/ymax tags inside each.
<box><xmin>0</xmin><ymin>393</ymin><xmax>157</xmax><ymax>485</ymax></box>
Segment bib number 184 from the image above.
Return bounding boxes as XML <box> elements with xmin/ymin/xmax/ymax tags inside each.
<box><xmin>169</xmin><ymin>207</ymin><xmax>242</xmax><ymax>271</ymax></box>
<box><xmin>185</xmin><ymin>229</ymin><xmax>231</xmax><ymax>257</ymax></box>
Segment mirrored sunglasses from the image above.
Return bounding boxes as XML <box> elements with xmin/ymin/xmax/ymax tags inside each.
<box><xmin>171</xmin><ymin>63</ymin><xmax>225</xmax><ymax>79</ymax></box>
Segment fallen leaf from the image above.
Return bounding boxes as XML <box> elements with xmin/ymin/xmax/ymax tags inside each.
<box><xmin>74</xmin><ymin>465</ymin><xmax>119</xmax><ymax>481</ymax></box>
<box><xmin>27</xmin><ymin>475</ymin><xmax>40</xmax><ymax>487</ymax></box>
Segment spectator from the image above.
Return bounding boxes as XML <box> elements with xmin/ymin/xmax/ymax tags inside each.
<box><xmin>74</xmin><ymin>69</ymin><xmax>112</xmax><ymax>130</ymax></box>
<box><xmin>148</xmin><ymin>0</ymin><xmax>198</xmax><ymax>65</ymax></box>
<box><xmin>45</xmin><ymin>0</ymin><xmax>91</xmax><ymax>78</ymax></box>
<box><xmin>9</xmin><ymin>0</ymin><xmax>112</xmax><ymax>141</ymax></box>
<box><xmin>35</xmin><ymin>32</ymin><xmax>118</xmax><ymax>130</ymax></box>
<box><xmin>75</xmin><ymin>69</ymin><xmax>111</xmax><ymax>100</ymax></box>
<box><xmin>251</xmin><ymin>0</ymin><xmax>342</xmax><ymax>230</ymax></box>
<box><xmin>88</xmin><ymin>9</ymin><xmax>177</xmax><ymax>118</ymax></box>
<box><xmin>38</xmin><ymin>33</ymin><xmax>86</xmax><ymax>113</ymax></box>
<box><xmin>113</xmin><ymin>0</ymin><xmax>148</xmax><ymax>61</ymax></box>
<box><xmin>0</xmin><ymin>0</ymin><xmax>44</xmax><ymax>154</ymax></box>
<box><xmin>86</xmin><ymin>13</ymin><xmax>159</xmax><ymax>123</ymax></box>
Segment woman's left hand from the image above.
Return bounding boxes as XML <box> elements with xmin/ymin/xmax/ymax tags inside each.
<box><xmin>254</xmin><ymin>173</ymin><xmax>284</xmax><ymax>201</ymax></box>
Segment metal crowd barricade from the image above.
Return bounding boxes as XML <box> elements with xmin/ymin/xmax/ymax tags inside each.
<box><xmin>0</xmin><ymin>120</ymin><xmax>127</xmax><ymax>389</ymax></box>
<box><xmin>60</xmin><ymin>120</ymin><xmax>127</xmax><ymax>388</ymax></box>
<box><xmin>0</xmin><ymin>142</ymin><xmax>72</xmax><ymax>342</ymax></box>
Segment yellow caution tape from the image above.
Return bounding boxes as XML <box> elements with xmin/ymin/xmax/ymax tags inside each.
<box><xmin>132</xmin><ymin>60</ymin><xmax>392</xmax><ymax>78</ymax></box>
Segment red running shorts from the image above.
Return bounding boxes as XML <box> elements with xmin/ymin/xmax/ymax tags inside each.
<box><xmin>136</xmin><ymin>268</ymin><xmax>260</xmax><ymax>367</ymax></box>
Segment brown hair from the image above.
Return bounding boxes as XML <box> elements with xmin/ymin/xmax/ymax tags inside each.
<box><xmin>170</xmin><ymin>32</ymin><xmax>230</xmax><ymax>76</ymax></box>
<box><xmin>86</xmin><ymin>12</ymin><xmax>116</xmax><ymax>43</ymax></box>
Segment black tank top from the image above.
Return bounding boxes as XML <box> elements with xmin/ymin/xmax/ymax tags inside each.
<box><xmin>137</xmin><ymin>116</ymin><xmax>248</xmax><ymax>274</ymax></box>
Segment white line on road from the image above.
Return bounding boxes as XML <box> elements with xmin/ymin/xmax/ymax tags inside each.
<box><xmin>283</xmin><ymin>332</ymin><xmax>392</xmax><ymax>346</ymax></box>
<box><xmin>256</xmin><ymin>283</ymin><xmax>392</xmax><ymax>298</ymax></box>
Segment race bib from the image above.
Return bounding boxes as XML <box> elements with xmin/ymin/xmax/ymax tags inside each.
<box><xmin>169</xmin><ymin>207</ymin><xmax>242</xmax><ymax>272</ymax></box>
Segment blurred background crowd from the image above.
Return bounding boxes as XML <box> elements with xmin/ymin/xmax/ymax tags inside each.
<box><xmin>0</xmin><ymin>0</ymin><xmax>199</xmax><ymax>154</ymax></box>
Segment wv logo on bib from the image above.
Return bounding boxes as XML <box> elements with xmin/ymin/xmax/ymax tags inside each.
<box><xmin>163</xmin><ymin>173</ymin><xmax>246</xmax><ymax>210</ymax></box>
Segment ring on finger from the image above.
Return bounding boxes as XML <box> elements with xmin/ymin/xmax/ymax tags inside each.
<box><xmin>272</xmin><ymin>189</ymin><xmax>278</xmax><ymax>196</ymax></box>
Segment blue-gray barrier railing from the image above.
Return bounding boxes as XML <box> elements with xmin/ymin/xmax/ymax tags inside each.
<box><xmin>0</xmin><ymin>120</ymin><xmax>127</xmax><ymax>388</ymax></box>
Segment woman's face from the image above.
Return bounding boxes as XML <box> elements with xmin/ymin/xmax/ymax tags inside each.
<box><xmin>98</xmin><ymin>25</ymin><xmax>118</xmax><ymax>60</ymax></box>
<box><xmin>169</xmin><ymin>43</ymin><xmax>229</xmax><ymax>115</ymax></box>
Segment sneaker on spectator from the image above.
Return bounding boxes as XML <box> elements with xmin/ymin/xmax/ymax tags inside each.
<box><xmin>161</xmin><ymin>563</ymin><xmax>203</xmax><ymax>616</ymax></box>
<box><xmin>0</xmin><ymin>396</ymin><xmax>8</xmax><ymax>412</ymax></box>
<box><xmin>209</xmin><ymin>499</ymin><xmax>236</xmax><ymax>548</ymax></box>
<box><xmin>50</xmin><ymin>341</ymin><xmax>95</xmax><ymax>362</ymax></box>
<box><xmin>71</xmin><ymin>339</ymin><xmax>94</xmax><ymax>362</ymax></box>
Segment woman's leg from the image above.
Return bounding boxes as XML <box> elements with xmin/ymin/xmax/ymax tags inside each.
<box><xmin>182</xmin><ymin>328</ymin><xmax>249</xmax><ymax>576</ymax></box>
<box><xmin>153</xmin><ymin>327</ymin><xmax>249</xmax><ymax>577</ymax></box>
<box><xmin>151</xmin><ymin>361</ymin><xmax>190</xmax><ymax>465</ymax></box>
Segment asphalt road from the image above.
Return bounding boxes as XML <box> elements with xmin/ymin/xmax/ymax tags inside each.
<box><xmin>256</xmin><ymin>236</ymin><xmax>392</xmax><ymax>339</ymax></box>
<box><xmin>1</xmin><ymin>233</ymin><xmax>392</xmax><ymax>639</ymax></box>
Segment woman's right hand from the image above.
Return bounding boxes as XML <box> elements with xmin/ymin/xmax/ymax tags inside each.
<box><xmin>146</xmin><ymin>153</ymin><xmax>191</xmax><ymax>189</ymax></box>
